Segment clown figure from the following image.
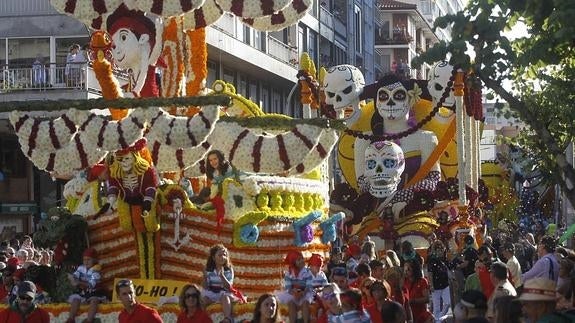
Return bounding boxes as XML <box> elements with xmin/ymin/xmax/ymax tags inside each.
<box><xmin>106</xmin><ymin>4</ymin><xmax>164</xmax><ymax>97</ymax></box>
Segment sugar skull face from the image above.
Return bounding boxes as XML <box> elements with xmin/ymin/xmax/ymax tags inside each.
<box><xmin>323</xmin><ymin>64</ymin><xmax>365</xmax><ymax>121</ymax></box>
<box><xmin>375</xmin><ymin>82</ymin><xmax>410</xmax><ymax>120</ymax></box>
<box><xmin>364</xmin><ymin>141</ymin><xmax>405</xmax><ymax>198</ymax></box>
<box><xmin>428</xmin><ymin>61</ymin><xmax>455</xmax><ymax>107</ymax></box>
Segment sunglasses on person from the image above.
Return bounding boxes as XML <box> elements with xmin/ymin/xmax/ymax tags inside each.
<box><xmin>18</xmin><ymin>295</ymin><xmax>33</xmax><ymax>301</ymax></box>
<box><xmin>321</xmin><ymin>291</ymin><xmax>337</xmax><ymax>300</ymax></box>
<box><xmin>116</xmin><ymin>279</ymin><xmax>133</xmax><ymax>288</ymax></box>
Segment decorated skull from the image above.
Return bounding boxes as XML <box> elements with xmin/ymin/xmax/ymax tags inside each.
<box><xmin>428</xmin><ymin>61</ymin><xmax>455</xmax><ymax>107</ymax></box>
<box><xmin>364</xmin><ymin>141</ymin><xmax>405</xmax><ymax>198</ymax></box>
<box><xmin>375</xmin><ymin>81</ymin><xmax>411</xmax><ymax>121</ymax></box>
<box><xmin>323</xmin><ymin>64</ymin><xmax>365</xmax><ymax>120</ymax></box>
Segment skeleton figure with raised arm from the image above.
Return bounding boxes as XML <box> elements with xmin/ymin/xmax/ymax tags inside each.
<box><xmin>323</xmin><ymin>64</ymin><xmax>365</xmax><ymax>124</ymax></box>
<box><xmin>356</xmin><ymin>74</ymin><xmax>441</xmax><ymax>219</ymax></box>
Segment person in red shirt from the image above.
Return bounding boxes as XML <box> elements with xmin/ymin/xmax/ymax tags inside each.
<box><xmin>0</xmin><ymin>280</ymin><xmax>50</xmax><ymax>323</ymax></box>
<box><xmin>177</xmin><ymin>283</ymin><xmax>212</xmax><ymax>323</ymax></box>
<box><xmin>0</xmin><ymin>265</ymin><xmax>15</xmax><ymax>303</ymax></box>
<box><xmin>365</xmin><ymin>279</ymin><xmax>393</xmax><ymax>323</ymax></box>
<box><xmin>403</xmin><ymin>259</ymin><xmax>430</xmax><ymax>323</ymax></box>
<box><xmin>116</xmin><ymin>279</ymin><xmax>163</xmax><ymax>323</ymax></box>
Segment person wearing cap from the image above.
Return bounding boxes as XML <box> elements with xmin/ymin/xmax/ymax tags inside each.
<box><xmin>518</xmin><ymin>277</ymin><xmax>574</xmax><ymax>323</ymax></box>
<box><xmin>308</xmin><ymin>253</ymin><xmax>328</xmax><ymax>294</ymax></box>
<box><xmin>116</xmin><ymin>279</ymin><xmax>163</xmax><ymax>322</ymax></box>
<box><xmin>453</xmin><ymin>289</ymin><xmax>487</xmax><ymax>323</ymax></box>
<box><xmin>486</xmin><ymin>262</ymin><xmax>516</xmax><ymax>321</ymax></box>
<box><xmin>331</xmin><ymin>266</ymin><xmax>350</xmax><ymax>293</ymax></box>
<box><xmin>345</xmin><ymin>244</ymin><xmax>361</xmax><ymax>273</ymax></box>
<box><xmin>277</xmin><ymin>250</ymin><xmax>313</xmax><ymax>323</ymax></box>
<box><xmin>66</xmin><ymin>247</ymin><xmax>107</xmax><ymax>323</ymax></box>
<box><xmin>0</xmin><ymin>280</ymin><xmax>49</xmax><ymax>322</ymax></box>
<box><xmin>500</xmin><ymin>241</ymin><xmax>522</xmax><ymax>288</ymax></box>
<box><xmin>333</xmin><ymin>288</ymin><xmax>371</xmax><ymax>323</ymax></box>
<box><xmin>317</xmin><ymin>283</ymin><xmax>343</xmax><ymax>323</ymax></box>
<box><xmin>522</xmin><ymin>235</ymin><xmax>560</xmax><ymax>285</ymax></box>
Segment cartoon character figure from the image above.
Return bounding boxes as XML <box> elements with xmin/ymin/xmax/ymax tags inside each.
<box><xmin>106</xmin><ymin>4</ymin><xmax>164</xmax><ymax>97</ymax></box>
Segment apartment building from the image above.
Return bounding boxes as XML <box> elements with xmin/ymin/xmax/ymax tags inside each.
<box><xmin>0</xmin><ymin>0</ymin><xmax>381</xmax><ymax>234</ymax></box>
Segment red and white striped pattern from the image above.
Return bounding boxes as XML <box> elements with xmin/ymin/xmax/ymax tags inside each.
<box><xmin>216</xmin><ymin>0</ymin><xmax>292</xmax><ymax>18</ymax></box>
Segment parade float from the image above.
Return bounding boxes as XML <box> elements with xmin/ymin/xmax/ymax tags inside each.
<box><xmin>0</xmin><ymin>1</ymin><xmax>490</xmax><ymax>321</ymax></box>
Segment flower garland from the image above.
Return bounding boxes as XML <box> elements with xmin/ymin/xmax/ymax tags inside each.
<box><xmin>211</xmin><ymin>122</ymin><xmax>324</xmax><ymax>174</ymax></box>
<box><xmin>161</xmin><ymin>16</ymin><xmax>185</xmax><ymax>100</ymax></box>
<box><xmin>288</xmin><ymin>129</ymin><xmax>338</xmax><ymax>176</ymax></box>
<box><xmin>182</xmin><ymin>0</ymin><xmax>224</xmax><ymax>30</ymax></box>
<box><xmin>185</xmin><ymin>27</ymin><xmax>207</xmax><ymax>99</ymax></box>
<box><xmin>9</xmin><ymin>109</ymin><xmax>87</xmax><ymax>154</ymax></box>
<box><xmin>218</xmin><ymin>0</ymin><xmax>292</xmax><ymax>18</ymax></box>
<box><xmin>123</xmin><ymin>0</ymin><xmax>204</xmax><ymax>17</ymax></box>
<box><xmin>243</xmin><ymin>0</ymin><xmax>312</xmax><ymax>31</ymax></box>
<box><xmin>117</xmin><ymin>199</ymin><xmax>135</xmax><ymax>232</ymax></box>
<box><xmin>150</xmin><ymin>140</ymin><xmax>212</xmax><ymax>173</ymax></box>
<box><xmin>145</xmin><ymin>106</ymin><xmax>219</xmax><ymax>148</ymax></box>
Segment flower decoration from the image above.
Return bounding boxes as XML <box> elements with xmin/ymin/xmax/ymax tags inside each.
<box><xmin>319</xmin><ymin>212</ymin><xmax>345</xmax><ymax>244</ymax></box>
<box><xmin>293</xmin><ymin>210</ymin><xmax>321</xmax><ymax>247</ymax></box>
<box><xmin>288</xmin><ymin>129</ymin><xmax>339</xmax><ymax>176</ymax></box>
<box><xmin>182</xmin><ymin>0</ymin><xmax>224</xmax><ymax>30</ymax></box>
<box><xmin>233</xmin><ymin>211</ymin><xmax>268</xmax><ymax>247</ymax></box>
<box><xmin>243</xmin><ymin>0</ymin><xmax>312</xmax><ymax>31</ymax></box>
<box><xmin>150</xmin><ymin>140</ymin><xmax>212</xmax><ymax>173</ymax></box>
<box><xmin>223</xmin><ymin>179</ymin><xmax>257</xmax><ymax>221</ymax></box>
<box><xmin>218</xmin><ymin>0</ymin><xmax>292</xmax><ymax>18</ymax></box>
<box><xmin>145</xmin><ymin>106</ymin><xmax>219</xmax><ymax>149</ymax></box>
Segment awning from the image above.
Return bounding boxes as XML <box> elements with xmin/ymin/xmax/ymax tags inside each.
<box><xmin>0</xmin><ymin>15</ymin><xmax>88</xmax><ymax>38</ymax></box>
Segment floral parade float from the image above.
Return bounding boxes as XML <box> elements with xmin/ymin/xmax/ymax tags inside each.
<box><xmin>1</xmin><ymin>1</ymin><xmax>489</xmax><ymax>322</ymax></box>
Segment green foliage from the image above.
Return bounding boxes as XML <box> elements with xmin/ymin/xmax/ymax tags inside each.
<box><xmin>416</xmin><ymin>0</ymin><xmax>575</xmax><ymax>208</ymax></box>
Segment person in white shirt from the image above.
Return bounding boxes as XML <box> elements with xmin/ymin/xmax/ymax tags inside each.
<box><xmin>486</xmin><ymin>261</ymin><xmax>517</xmax><ymax>321</ymax></box>
<box><xmin>500</xmin><ymin>241</ymin><xmax>522</xmax><ymax>288</ymax></box>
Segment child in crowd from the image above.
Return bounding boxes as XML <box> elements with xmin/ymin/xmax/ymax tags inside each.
<box><xmin>277</xmin><ymin>251</ymin><xmax>313</xmax><ymax>323</ymax></box>
<box><xmin>66</xmin><ymin>248</ymin><xmax>107</xmax><ymax>323</ymax></box>
<box><xmin>202</xmin><ymin>244</ymin><xmax>243</xmax><ymax>323</ymax></box>
<box><xmin>333</xmin><ymin>288</ymin><xmax>371</xmax><ymax>322</ymax></box>
<box><xmin>308</xmin><ymin>254</ymin><xmax>328</xmax><ymax>291</ymax></box>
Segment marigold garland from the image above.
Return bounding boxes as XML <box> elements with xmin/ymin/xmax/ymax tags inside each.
<box><xmin>185</xmin><ymin>27</ymin><xmax>207</xmax><ymax>99</ymax></box>
<box><xmin>161</xmin><ymin>16</ymin><xmax>185</xmax><ymax>101</ymax></box>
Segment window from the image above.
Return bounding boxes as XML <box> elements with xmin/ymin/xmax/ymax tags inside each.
<box><xmin>0</xmin><ymin>39</ymin><xmax>6</xmax><ymax>65</ymax></box>
<box><xmin>55</xmin><ymin>37</ymin><xmax>90</xmax><ymax>65</ymax></box>
<box><xmin>206</xmin><ymin>61</ymin><xmax>218</xmax><ymax>89</ymax></box>
<box><xmin>298</xmin><ymin>25</ymin><xmax>305</xmax><ymax>60</ymax></box>
<box><xmin>223</xmin><ymin>68</ymin><xmax>235</xmax><ymax>85</ymax></box>
<box><xmin>354</xmin><ymin>5</ymin><xmax>362</xmax><ymax>54</ymax></box>
<box><xmin>308</xmin><ymin>31</ymin><xmax>317</xmax><ymax>63</ymax></box>
<box><xmin>8</xmin><ymin>38</ymin><xmax>49</xmax><ymax>66</ymax></box>
<box><xmin>0</xmin><ymin>136</ymin><xmax>27</xmax><ymax>178</ymax></box>
<box><xmin>243</xmin><ymin>25</ymin><xmax>251</xmax><ymax>45</ymax></box>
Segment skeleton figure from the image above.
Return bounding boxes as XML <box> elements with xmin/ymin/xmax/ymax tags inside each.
<box><xmin>364</xmin><ymin>141</ymin><xmax>405</xmax><ymax>198</ymax></box>
<box><xmin>428</xmin><ymin>61</ymin><xmax>456</xmax><ymax>108</ymax></box>
<box><xmin>323</xmin><ymin>64</ymin><xmax>365</xmax><ymax>123</ymax></box>
<box><xmin>375</xmin><ymin>81</ymin><xmax>412</xmax><ymax>123</ymax></box>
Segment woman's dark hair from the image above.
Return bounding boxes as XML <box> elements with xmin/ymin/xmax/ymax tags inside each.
<box><xmin>205</xmin><ymin>150</ymin><xmax>230</xmax><ymax>181</ymax></box>
<box><xmin>380</xmin><ymin>300</ymin><xmax>406</xmax><ymax>323</ymax></box>
<box><xmin>405</xmin><ymin>258</ymin><xmax>423</xmax><ymax>280</ymax></box>
<box><xmin>179</xmin><ymin>283</ymin><xmax>202</xmax><ymax>311</ymax></box>
<box><xmin>539</xmin><ymin>235</ymin><xmax>557</xmax><ymax>253</ymax></box>
<box><xmin>205</xmin><ymin>244</ymin><xmax>231</xmax><ymax>272</ymax></box>
<box><xmin>251</xmin><ymin>293</ymin><xmax>281</xmax><ymax>323</ymax></box>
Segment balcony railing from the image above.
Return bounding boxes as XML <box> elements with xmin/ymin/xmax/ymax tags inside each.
<box><xmin>375</xmin><ymin>33</ymin><xmax>413</xmax><ymax>46</ymax></box>
<box><xmin>0</xmin><ymin>64</ymin><xmax>128</xmax><ymax>94</ymax></box>
<box><xmin>319</xmin><ymin>5</ymin><xmax>334</xmax><ymax>29</ymax></box>
<box><xmin>267</xmin><ymin>37</ymin><xmax>298</xmax><ymax>67</ymax></box>
<box><xmin>212</xmin><ymin>12</ymin><xmax>235</xmax><ymax>36</ymax></box>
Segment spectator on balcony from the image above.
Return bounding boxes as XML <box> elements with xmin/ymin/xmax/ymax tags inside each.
<box><xmin>400</xmin><ymin>60</ymin><xmax>409</xmax><ymax>77</ymax></box>
<box><xmin>390</xmin><ymin>61</ymin><xmax>397</xmax><ymax>74</ymax></box>
<box><xmin>65</xmin><ymin>44</ymin><xmax>80</xmax><ymax>87</ymax></box>
<box><xmin>32</xmin><ymin>55</ymin><xmax>46</xmax><ymax>86</ymax></box>
<box><xmin>397</xmin><ymin>59</ymin><xmax>405</xmax><ymax>76</ymax></box>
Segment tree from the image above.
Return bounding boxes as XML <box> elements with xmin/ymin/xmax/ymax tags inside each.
<box><xmin>413</xmin><ymin>0</ymin><xmax>575</xmax><ymax>211</ymax></box>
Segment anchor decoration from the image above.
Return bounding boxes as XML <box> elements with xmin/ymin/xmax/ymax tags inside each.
<box><xmin>168</xmin><ymin>198</ymin><xmax>192</xmax><ymax>251</ymax></box>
